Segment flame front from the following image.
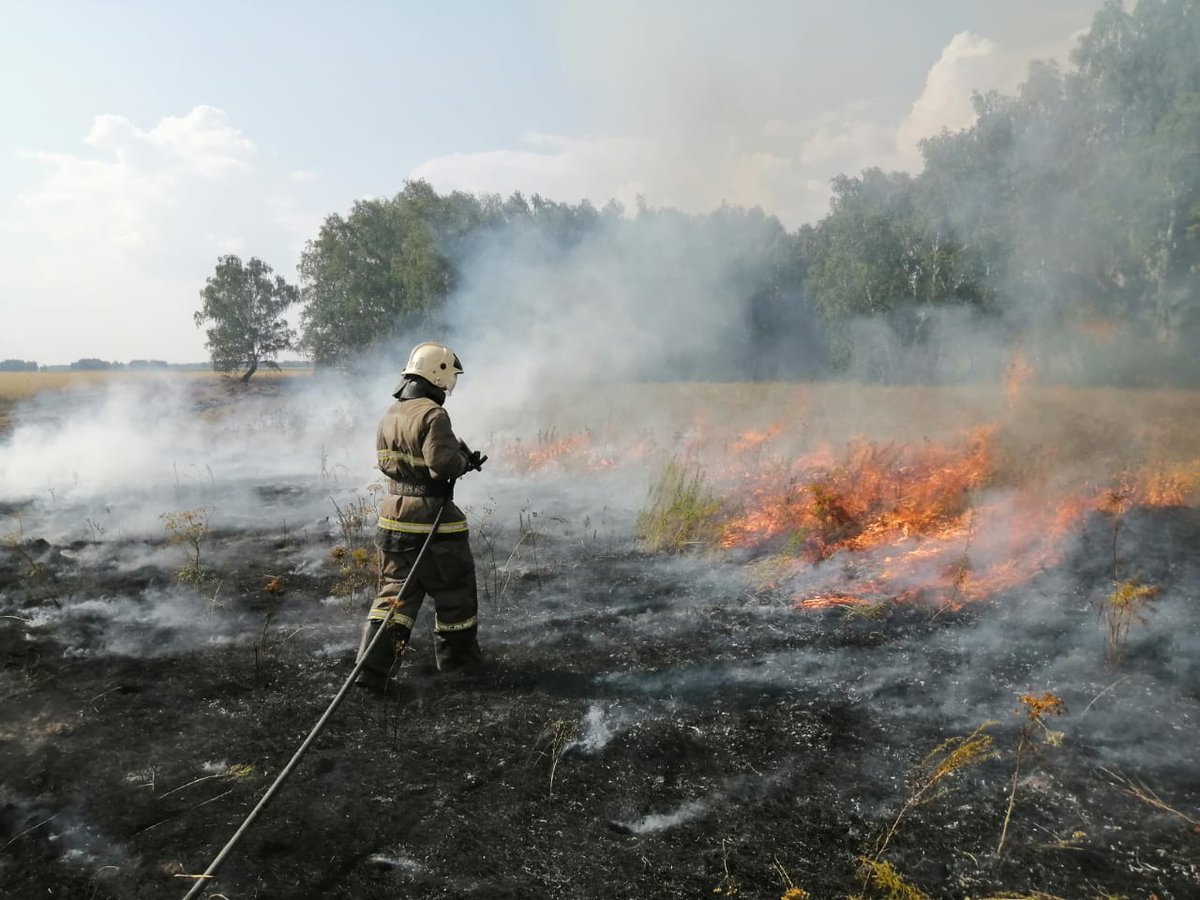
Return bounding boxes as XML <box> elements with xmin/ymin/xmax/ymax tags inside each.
<box><xmin>496</xmin><ymin>385</ymin><xmax>1197</xmax><ymax>614</ymax></box>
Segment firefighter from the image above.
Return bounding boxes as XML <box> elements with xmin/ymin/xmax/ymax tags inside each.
<box><xmin>355</xmin><ymin>341</ymin><xmax>486</xmax><ymax>692</ymax></box>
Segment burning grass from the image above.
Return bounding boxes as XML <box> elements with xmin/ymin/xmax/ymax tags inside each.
<box><xmin>616</xmin><ymin>390</ymin><xmax>1200</xmax><ymax>617</ymax></box>
<box><xmin>719</xmin><ymin>425</ymin><xmax>995</xmax><ymax>558</ymax></box>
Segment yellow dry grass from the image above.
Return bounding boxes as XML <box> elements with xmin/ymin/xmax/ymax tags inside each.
<box><xmin>0</xmin><ymin>369</ymin><xmax>306</xmax><ymax>402</ymax></box>
<box><xmin>531</xmin><ymin>381</ymin><xmax>1200</xmax><ymax>502</ymax></box>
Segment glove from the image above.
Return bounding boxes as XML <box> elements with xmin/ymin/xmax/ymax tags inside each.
<box><xmin>460</xmin><ymin>440</ymin><xmax>487</xmax><ymax>472</ymax></box>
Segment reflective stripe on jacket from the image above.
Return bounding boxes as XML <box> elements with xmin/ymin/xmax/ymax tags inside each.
<box><xmin>376</xmin><ymin>397</ymin><xmax>471</xmax><ymax>541</ymax></box>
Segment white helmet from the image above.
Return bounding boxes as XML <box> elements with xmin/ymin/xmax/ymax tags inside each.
<box><xmin>403</xmin><ymin>341</ymin><xmax>463</xmax><ymax>395</ymax></box>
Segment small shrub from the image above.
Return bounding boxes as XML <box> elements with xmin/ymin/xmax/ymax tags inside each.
<box><xmin>331</xmin><ymin>546</ymin><xmax>378</xmax><ymax>606</ymax></box>
<box><xmin>160</xmin><ymin>507</ymin><xmax>214</xmax><ymax>586</ymax></box>
<box><xmin>329</xmin><ymin>487</ymin><xmax>383</xmax><ymax>607</ymax></box>
<box><xmin>329</xmin><ymin>485</ymin><xmax>381</xmax><ymax>549</ymax></box>
<box><xmin>1100</xmin><ymin>579</ymin><xmax>1159</xmax><ymax>667</ymax></box>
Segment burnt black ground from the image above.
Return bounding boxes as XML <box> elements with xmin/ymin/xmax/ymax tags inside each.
<box><xmin>2</xmin><ymin>498</ymin><xmax>1199</xmax><ymax>900</ymax></box>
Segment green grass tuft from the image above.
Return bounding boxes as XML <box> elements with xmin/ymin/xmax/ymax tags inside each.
<box><xmin>636</xmin><ymin>458</ymin><xmax>722</xmax><ymax>552</ymax></box>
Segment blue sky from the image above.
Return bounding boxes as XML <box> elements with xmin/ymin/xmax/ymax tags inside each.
<box><xmin>0</xmin><ymin>1</ymin><xmax>1106</xmax><ymax>363</ymax></box>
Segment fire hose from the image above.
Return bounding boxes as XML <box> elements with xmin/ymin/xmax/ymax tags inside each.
<box><xmin>180</xmin><ymin>474</ymin><xmax>469</xmax><ymax>900</ymax></box>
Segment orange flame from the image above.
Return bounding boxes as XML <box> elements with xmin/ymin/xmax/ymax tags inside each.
<box><xmin>720</xmin><ymin>426</ymin><xmax>995</xmax><ymax>561</ymax></box>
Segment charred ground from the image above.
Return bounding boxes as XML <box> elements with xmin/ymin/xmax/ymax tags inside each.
<box><xmin>2</xmin><ymin>491</ymin><xmax>1199</xmax><ymax>899</ymax></box>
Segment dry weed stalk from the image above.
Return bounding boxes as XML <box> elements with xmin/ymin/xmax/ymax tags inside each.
<box><xmin>467</xmin><ymin>496</ymin><xmax>501</xmax><ymax>605</ymax></box>
<box><xmin>1097</xmin><ymin>489</ymin><xmax>1159</xmax><ymax>667</ymax></box>
<box><xmin>3</xmin><ymin>513</ymin><xmax>46</xmax><ymax>580</ymax></box>
<box><xmin>773</xmin><ymin>857</ymin><xmax>810</xmax><ymax>900</ymax></box>
<box><xmin>712</xmin><ymin>838</ymin><xmax>740</xmax><ymax>896</ymax></box>
<box><xmin>330</xmin><ymin>545</ymin><xmax>378</xmax><ymax>607</ymax></box>
<box><xmin>329</xmin><ymin>487</ymin><xmax>383</xmax><ymax>606</ymax></box>
<box><xmin>874</xmin><ymin>721</ymin><xmax>997</xmax><ymax>858</ymax></box>
<box><xmin>997</xmin><ymin>692</ymin><xmax>1067</xmax><ymax>856</ymax></box>
<box><xmin>159</xmin><ymin>507</ymin><xmax>214</xmax><ymax>586</ymax></box>
<box><xmin>158</xmin><ymin>763</ymin><xmax>255</xmax><ymax>799</ymax></box>
<box><xmin>938</xmin><ymin>508</ymin><xmax>977</xmax><ymax>615</ymax></box>
<box><xmin>329</xmin><ymin>485</ymin><xmax>381</xmax><ymax>549</ymax></box>
<box><xmin>533</xmin><ymin>719</ymin><xmax>574</xmax><ymax>801</ymax></box>
<box><xmin>1100</xmin><ymin>767</ymin><xmax>1200</xmax><ymax>831</ymax></box>
<box><xmin>1100</xmin><ymin>580</ymin><xmax>1159</xmax><ymax>667</ymax></box>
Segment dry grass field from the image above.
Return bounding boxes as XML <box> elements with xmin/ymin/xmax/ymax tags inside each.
<box><xmin>526</xmin><ymin>380</ymin><xmax>1200</xmax><ymax>494</ymax></box>
<box><xmin>0</xmin><ymin>369</ymin><xmax>307</xmax><ymax>401</ymax></box>
<box><xmin>0</xmin><ymin>369</ymin><xmax>310</xmax><ymax>435</ymax></box>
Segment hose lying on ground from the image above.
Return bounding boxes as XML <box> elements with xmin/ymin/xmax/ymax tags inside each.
<box><xmin>179</xmin><ymin>497</ymin><xmax>449</xmax><ymax>900</ymax></box>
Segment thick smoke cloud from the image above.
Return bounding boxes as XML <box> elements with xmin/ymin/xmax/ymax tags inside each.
<box><xmin>437</xmin><ymin>208</ymin><xmax>822</xmax><ymax>440</ymax></box>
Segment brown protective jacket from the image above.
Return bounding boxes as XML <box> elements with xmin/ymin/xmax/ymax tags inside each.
<box><xmin>375</xmin><ymin>397</ymin><xmax>471</xmax><ymax>542</ymax></box>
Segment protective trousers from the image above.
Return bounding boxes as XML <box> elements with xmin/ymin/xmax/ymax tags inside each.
<box><xmin>357</xmin><ymin>539</ymin><xmax>480</xmax><ymax>680</ymax></box>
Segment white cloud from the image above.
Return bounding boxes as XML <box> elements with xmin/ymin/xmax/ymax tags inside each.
<box><xmin>411</xmin><ymin>132</ymin><xmax>657</xmax><ymax>212</ymax></box>
<box><xmin>894</xmin><ymin>31</ymin><xmax>1042</xmax><ymax>168</ymax></box>
<box><xmin>16</xmin><ymin>106</ymin><xmax>262</xmax><ymax>253</ymax></box>
<box><xmin>409</xmin><ymin>28</ymin><xmax>1083</xmax><ymax>228</ymax></box>
<box><xmin>83</xmin><ymin>106</ymin><xmax>255</xmax><ymax>178</ymax></box>
<box><xmin>0</xmin><ymin>106</ymin><xmax>315</xmax><ymax>363</ymax></box>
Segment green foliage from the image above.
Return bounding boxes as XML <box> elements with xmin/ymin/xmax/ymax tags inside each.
<box><xmin>636</xmin><ymin>459</ymin><xmax>722</xmax><ymax>552</ymax></box>
<box><xmin>298</xmin><ymin>181</ymin><xmax>493</xmax><ymax>365</ymax></box>
<box><xmin>806</xmin><ymin>169</ymin><xmax>987</xmax><ymax>325</ymax></box>
<box><xmin>0</xmin><ymin>359</ymin><xmax>38</xmax><ymax>372</ymax></box>
<box><xmin>257</xmin><ymin>1</ymin><xmax>1200</xmax><ymax>381</ymax></box>
<box><xmin>195</xmin><ymin>255</ymin><xmax>298</xmax><ymax>382</ymax></box>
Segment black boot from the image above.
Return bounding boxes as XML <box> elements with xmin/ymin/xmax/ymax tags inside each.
<box><xmin>436</xmin><ymin>630</ymin><xmax>483</xmax><ymax>673</ymax></box>
<box><xmin>355</xmin><ymin>621</ymin><xmax>403</xmax><ymax>692</ymax></box>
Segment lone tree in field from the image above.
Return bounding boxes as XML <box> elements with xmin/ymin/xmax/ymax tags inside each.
<box><xmin>195</xmin><ymin>255</ymin><xmax>299</xmax><ymax>382</ymax></box>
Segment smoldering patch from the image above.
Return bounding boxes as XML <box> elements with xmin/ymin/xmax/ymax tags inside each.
<box><xmin>21</xmin><ymin>588</ymin><xmax>257</xmax><ymax>658</ymax></box>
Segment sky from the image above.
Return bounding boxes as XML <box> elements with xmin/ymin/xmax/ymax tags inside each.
<box><xmin>0</xmin><ymin>0</ymin><xmax>1109</xmax><ymax>365</ymax></box>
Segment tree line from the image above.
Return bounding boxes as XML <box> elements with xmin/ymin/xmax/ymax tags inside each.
<box><xmin>199</xmin><ymin>0</ymin><xmax>1200</xmax><ymax>384</ymax></box>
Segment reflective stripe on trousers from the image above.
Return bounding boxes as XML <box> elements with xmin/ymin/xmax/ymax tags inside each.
<box><xmin>367</xmin><ymin>606</ymin><xmax>415</xmax><ymax>629</ymax></box>
<box><xmin>435</xmin><ymin>615</ymin><xmax>477</xmax><ymax>632</ymax></box>
<box><xmin>377</xmin><ymin>515</ymin><xmax>469</xmax><ymax>535</ymax></box>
